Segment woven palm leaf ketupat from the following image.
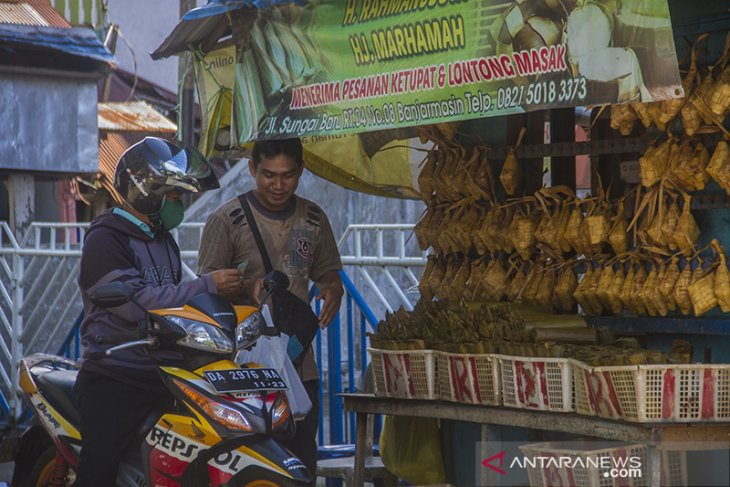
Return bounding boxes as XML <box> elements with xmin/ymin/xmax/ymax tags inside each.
<box><xmin>631</xmin><ymin>102</ymin><xmax>653</xmax><ymax>128</ymax></box>
<box><xmin>645</xmin><ymin>102</ymin><xmax>667</xmax><ymax>131</ymax></box>
<box><xmin>671</xmin><ymin>193</ymin><xmax>700</xmax><ymax>257</ymax></box>
<box><xmin>707</xmin><ymin>140</ymin><xmax>730</xmax><ymax>194</ymax></box>
<box><xmin>629</xmin><ymin>265</ymin><xmax>649</xmax><ymax>315</ymax></box>
<box><xmin>673</xmin><ymin>263</ymin><xmax>693</xmax><ymax>316</ymax></box>
<box><xmin>607</xmin><ymin>263</ymin><xmax>626</xmax><ymax>314</ymax></box>
<box><xmin>538</xmin><ymin>268</ymin><xmax>556</xmax><ymax>311</ymax></box>
<box><xmin>640</xmin><ymin>264</ymin><xmax>659</xmax><ymax>316</ymax></box>
<box><xmin>586</xmin><ymin>264</ymin><xmax>605</xmax><ymax>315</ymax></box>
<box><xmin>659</xmin><ymin>256</ymin><xmax>681</xmax><ymax>312</ymax></box>
<box><xmin>661</xmin><ymin>193</ymin><xmax>681</xmax><ymax>247</ymax></box>
<box><xmin>649</xmin><ymin>263</ymin><xmax>669</xmax><ymax>317</ymax></box>
<box><xmin>681</xmin><ymin>77</ymin><xmax>704</xmax><ymax>136</ymax></box>
<box><xmin>610</xmin><ymin>103</ymin><xmax>637</xmax><ymax>135</ymax></box>
<box><xmin>688</xmin><ymin>263</ymin><xmax>718</xmax><ymax>317</ymax></box>
<box><xmin>465</xmin><ymin>259</ymin><xmax>488</xmax><ymax>301</ymax></box>
<box><xmin>419</xmin><ymin>254</ymin><xmax>436</xmax><ymax>300</ymax></box>
<box><xmin>639</xmin><ymin>139</ymin><xmax>670</xmax><ymax>187</ymax></box>
<box><xmin>619</xmin><ymin>264</ymin><xmax>637</xmax><ymax>313</ymax></box>
<box><xmin>499</xmin><ymin>128</ymin><xmax>526</xmax><ymax>196</ymax></box>
<box><xmin>573</xmin><ymin>266</ymin><xmax>592</xmax><ymax>314</ymax></box>
<box><xmin>711</xmin><ymin>239</ymin><xmax>730</xmax><ymax>312</ymax></box>
<box><xmin>418</xmin><ymin>150</ymin><xmax>436</xmax><ymax>202</ymax></box>
<box><xmin>505</xmin><ymin>262</ymin><xmax>527</xmax><ymax>303</ymax></box>
<box><xmin>706</xmin><ymin>65</ymin><xmax>730</xmax><ymax>118</ymax></box>
<box><xmin>564</xmin><ymin>201</ymin><xmax>585</xmax><ymax>253</ymax></box>
<box><xmin>608</xmin><ymin>200</ymin><xmax>629</xmax><ymax>254</ymax></box>
<box><xmin>451</xmin><ymin>259</ymin><xmax>472</xmax><ymax>300</ymax></box>
<box><xmin>595</xmin><ymin>265</ymin><xmax>615</xmax><ymax>311</ymax></box>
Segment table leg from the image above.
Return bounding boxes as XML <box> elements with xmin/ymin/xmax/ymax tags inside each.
<box><xmin>353</xmin><ymin>412</ymin><xmax>367</xmax><ymax>487</ymax></box>
<box><xmin>648</xmin><ymin>446</ymin><xmax>661</xmax><ymax>487</ymax></box>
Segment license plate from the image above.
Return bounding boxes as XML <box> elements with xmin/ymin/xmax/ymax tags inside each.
<box><xmin>203</xmin><ymin>368</ymin><xmax>287</xmax><ymax>393</ymax></box>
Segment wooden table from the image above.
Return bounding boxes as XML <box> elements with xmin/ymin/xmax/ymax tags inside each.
<box><xmin>342</xmin><ymin>393</ymin><xmax>730</xmax><ymax>487</ymax></box>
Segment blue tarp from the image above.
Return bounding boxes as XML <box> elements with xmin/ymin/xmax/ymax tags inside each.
<box><xmin>0</xmin><ymin>24</ymin><xmax>116</xmax><ymax>65</ymax></box>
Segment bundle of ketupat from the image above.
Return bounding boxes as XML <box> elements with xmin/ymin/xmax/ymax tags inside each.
<box><xmin>550</xmin><ymin>339</ymin><xmax>693</xmax><ymax>366</ymax></box>
<box><xmin>369</xmin><ymin>300</ymin><xmax>530</xmax><ymax>352</ymax></box>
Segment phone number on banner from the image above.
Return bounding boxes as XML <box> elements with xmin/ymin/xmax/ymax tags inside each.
<box><xmin>497</xmin><ymin>77</ymin><xmax>588</xmax><ymax>110</ymax></box>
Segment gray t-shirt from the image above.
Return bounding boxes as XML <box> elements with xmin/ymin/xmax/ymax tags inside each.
<box><xmin>198</xmin><ymin>191</ymin><xmax>342</xmax><ymax>381</ymax></box>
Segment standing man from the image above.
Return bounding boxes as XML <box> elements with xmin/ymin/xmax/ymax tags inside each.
<box><xmin>72</xmin><ymin>137</ymin><xmax>243</xmax><ymax>487</ymax></box>
<box><xmin>197</xmin><ymin>138</ymin><xmax>344</xmax><ymax>480</ymax></box>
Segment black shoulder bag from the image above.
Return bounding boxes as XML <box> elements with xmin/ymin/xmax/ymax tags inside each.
<box><xmin>238</xmin><ymin>194</ymin><xmax>319</xmax><ymax>366</ymax></box>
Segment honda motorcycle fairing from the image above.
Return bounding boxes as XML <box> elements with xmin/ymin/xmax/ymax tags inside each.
<box><xmin>14</xmin><ymin>275</ymin><xmax>311</xmax><ymax>487</ymax></box>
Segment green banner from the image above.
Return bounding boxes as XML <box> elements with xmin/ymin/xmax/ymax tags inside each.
<box><xmin>229</xmin><ymin>0</ymin><xmax>681</xmax><ymax>142</ymax></box>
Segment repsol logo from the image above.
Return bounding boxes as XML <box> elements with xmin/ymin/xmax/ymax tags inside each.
<box><xmin>147</xmin><ymin>427</ymin><xmax>200</xmax><ymax>459</ymax></box>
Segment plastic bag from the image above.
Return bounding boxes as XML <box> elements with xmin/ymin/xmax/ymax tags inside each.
<box><xmin>236</xmin><ymin>333</ymin><xmax>312</xmax><ymax>420</ymax></box>
<box><xmin>380</xmin><ymin>416</ymin><xmax>446</xmax><ymax>485</ymax></box>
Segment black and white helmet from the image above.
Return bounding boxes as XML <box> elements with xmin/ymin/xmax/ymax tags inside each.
<box><xmin>113</xmin><ymin>137</ymin><xmax>219</xmax><ymax>216</ymax></box>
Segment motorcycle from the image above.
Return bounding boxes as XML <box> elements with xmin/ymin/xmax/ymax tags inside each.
<box><xmin>12</xmin><ymin>271</ymin><xmax>311</xmax><ymax>487</ymax></box>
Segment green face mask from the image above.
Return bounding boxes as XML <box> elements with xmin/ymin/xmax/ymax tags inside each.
<box><xmin>159</xmin><ymin>197</ymin><xmax>185</xmax><ymax>231</ymax></box>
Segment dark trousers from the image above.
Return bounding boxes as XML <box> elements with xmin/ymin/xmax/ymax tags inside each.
<box><xmin>72</xmin><ymin>369</ymin><xmax>173</xmax><ymax>487</ymax></box>
<box><xmin>287</xmin><ymin>379</ymin><xmax>320</xmax><ymax>485</ymax></box>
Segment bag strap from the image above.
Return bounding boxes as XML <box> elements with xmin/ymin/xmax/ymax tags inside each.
<box><xmin>238</xmin><ymin>193</ymin><xmax>273</xmax><ymax>273</ymax></box>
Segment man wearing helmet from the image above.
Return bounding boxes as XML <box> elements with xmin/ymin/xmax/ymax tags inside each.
<box><xmin>73</xmin><ymin>137</ymin><xmax>243</xmax><ymax>487</ymax></box>
<box><xmin>197</xmin><ymin>138</ymin><xmax>343</xmax><ymax>482</ymax></box>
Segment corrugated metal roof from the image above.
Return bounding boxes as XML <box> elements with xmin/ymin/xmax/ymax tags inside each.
<box><xmin>0</xmin><ymin>3</ymin><xmax>48</xmax><ymax>26</ymax></box>
<box><xmin>98</xmin><ymin>101</ymin><xmax>177</xmax><ymax>133</ymax></box>
<box><xmin>0</xmin><ymin>0</ymin><xmax>70</xmax><ymax>28</ymax></box>
<box><xmin>97</xmin><ymin>132</ymin><xmax>127</xmax><ymax>205</ymax></box>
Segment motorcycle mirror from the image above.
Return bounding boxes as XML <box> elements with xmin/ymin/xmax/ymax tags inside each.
<box><xmin>263</xmin><ymin>270</ymin><xmax>289</xmax><ymax>292</ymax></box>
<box><xmin>89</xmin><ymin>281</ymin><xmax>135</xmax><ymax>308</ymax></box>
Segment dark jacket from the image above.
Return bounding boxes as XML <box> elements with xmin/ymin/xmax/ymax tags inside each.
<box><xmin>78</xmin><ymin>209</ymin><xmax>215</xmax><ymax>381</ymax></box>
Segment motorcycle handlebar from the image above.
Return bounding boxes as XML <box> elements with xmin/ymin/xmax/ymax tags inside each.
<box><xmin>105</xmin><ymin>337</ymin><xmax>159</xmax><ymax>356</ymax></box>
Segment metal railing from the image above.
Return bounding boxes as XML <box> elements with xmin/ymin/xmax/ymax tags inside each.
<box><xmin>51</xmin><ymin>0</ymin><xmax>106</xmax><ymax>30</ymax></box>
<box><xmin>0</xmin><ymin>221</ymin><xmax>426</xmax><ymax>446</ymax></box>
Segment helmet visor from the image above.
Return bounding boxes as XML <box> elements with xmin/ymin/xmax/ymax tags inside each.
<box><xmin>162</xmin><ymin>146</ymin><xmax>220</xmax><ymax>193</ymax></box>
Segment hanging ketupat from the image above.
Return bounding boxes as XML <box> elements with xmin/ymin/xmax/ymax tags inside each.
<box><xmin>707</xmin><ymin>140</ymin><xmax>730</xmax><ymax>194</ymax></box>
<box><xmin>711</xmin><ymin>239</ymin><xmax>730</xmax><ymax>312</ymax></box>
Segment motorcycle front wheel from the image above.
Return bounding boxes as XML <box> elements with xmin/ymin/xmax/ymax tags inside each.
<box><xmin>17</xmin><ymin>445</ymin><xmax>72</xmax><ymax>487</ymax></box>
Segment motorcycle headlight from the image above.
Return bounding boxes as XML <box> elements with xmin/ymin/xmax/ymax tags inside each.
<box><xmin>271</xmin><ymin>392</ymin><xmax>291</xmax><ymax>431</ymax></box>
<box><xmin>236</xmin><ymin>312</ymin><xmax>263</xmax><ymax>351</ymax></box>
<box><xmin>173</xmin><ymin>379</ymin><xmax>252</xmax><ymax>433</ymax></box>
<box><xmin>166</xmin><ymin>316</ymin><xmax>233</xmax><ymax>354</ymax></box>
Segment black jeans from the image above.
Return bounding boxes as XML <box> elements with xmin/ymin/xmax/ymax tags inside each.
<box><xmin>286</xmin><ymin>379</ymin><xmax>320</xmax><ymax>485</ymax></box>
<box><xmin>72</xmin><ymin>368</ymin><xmax>173</xmax><ymax>487</ymax></box>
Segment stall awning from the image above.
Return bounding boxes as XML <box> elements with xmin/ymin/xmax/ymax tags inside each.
<box><xmin>151</xmin><ymin>0</ymin><xmax>293</xmax><ymax>59</ymax></box>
